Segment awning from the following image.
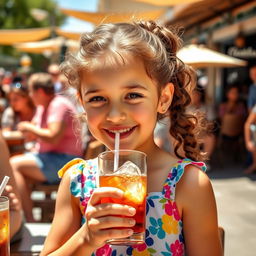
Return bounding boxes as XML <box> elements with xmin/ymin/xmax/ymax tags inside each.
<box><xmin>14</xmin><ymin>37</ymin><xmax>79</xmax><ymax>54</ymax></box>
<box><xmin>0</xmin><ymin>28</ymin><xmax>51</xmax><ymax>45</ymax></box>
<box><xmin>133</xmin><ymin>0</ymin><xmax>202</xmax><ymax>6</ymax></box>
<box><xmin>55</xmin><ymin>28</ymin><xmax>81</xmax><ymax>40</ymax></box>
<box><xmin>60</xmin><ymin>8</ymin><xmax>165</xmax><ymax>24</ymax></box>
<box><xmin>177</xmin><ymin>44</ymin><xmax>247</xmax><ymax>68</ymax></box>
<box><xmin>168</xmin><ymin>0</ymin><xmax>248</xmax><ymax>28</ymax></box>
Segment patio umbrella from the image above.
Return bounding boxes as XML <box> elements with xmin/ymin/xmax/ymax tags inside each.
<box><xmin>177</xmin><ymin>44</ymin><xmax>247</xmax><ymax>68</ymax></box>
<box><xmin>55</xmin><ymin>28</ymin><xmax>81</xmax><ymax>40</ymax></box>
<box><xmin>0</xmin><ymin>28</ymin><xmax>51</xmax><ymax>45</ymax></box>
<box><xmin>14</xmin><ymin>37</ymin><xmax>79</xmax><ymax>54</ymax></box>
<box><xmin>133</xmin><ymin>0</ymin><xmax>202</xmax><ymax>6</ymax></box>
<box><xmin>60</xmin><ymin>8</ymin><xmax>165</xmax><ymax>25</ymax></box>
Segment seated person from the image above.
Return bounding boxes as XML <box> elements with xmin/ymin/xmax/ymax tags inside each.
<box><xmin>1</xmin><ymin>80</ymin><xmax>35</xmax><ymax>132</ymax></box>
<box><xmin>10</xmin><ymin>73</ymin><xmax>83</xmax><ymax>222</ymax></box>
<box><xmin>1</xmin><ymin>81</ymin><xmax>35</xmax><ymax>154</ymax></box>
<box><xmin>0</xmin><ymin>131</ymin><xmax>23</xmax><ymax>242</ymax></box>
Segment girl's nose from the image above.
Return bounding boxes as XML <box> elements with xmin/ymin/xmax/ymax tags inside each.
<box><xmin>106</xmin><ymin>104</ymin><xmax>126</xmax><ymax>123</ymax></box>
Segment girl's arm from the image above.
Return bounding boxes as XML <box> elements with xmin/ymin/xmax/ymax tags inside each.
<box><xmin>244</xmin><ymin>111</ymin><xmax>256</xmax><ymax>152</ymax></box>
<box><xmin>41</xmin><ymin>171</ymin><xmax>136</xmax><ymax>256</ymax></box>
<box><xmin>176</xmin><ymin>166</ymin><xmax>222</xmax><ymax>256</ymax></box>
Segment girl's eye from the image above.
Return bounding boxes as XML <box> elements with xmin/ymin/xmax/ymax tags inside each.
<box><xmin>126</xmin><ymin>93</ymin><xmax>143</xmax><ymax>99</ymax></box>
<box><xmin>88</xmin><ymin>96</ymin><xmax>106</xmax><ymax>102</ymax></box>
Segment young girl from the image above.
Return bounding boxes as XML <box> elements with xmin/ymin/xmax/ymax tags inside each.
<box><xmin>41</xmin><ymin>20</ymin><xmax>222</xmax><ymax>256</ymax></box>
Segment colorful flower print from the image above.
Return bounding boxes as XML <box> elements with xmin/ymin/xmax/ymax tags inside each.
<box><xmin>148</xmin><ymin>217</ymin><xmax>165</xmax><ymax>239</ymax></box>
<box><xmin>162</xmin><ymin>214</ymin><xmax>178</xmax><ymax>234</ymax></box>
<box><xmin>164</xmin><ymin>201</ymin><xmax>180</xmax><ymax>221</ymax></box>
<box><xmin>95</xmin><ymin>244</ymin><xmax>114</xmax><ymax>256</ymax></box>
<box><xmin>170</xmin><ymin>240</ymin><xmax>184</xmax><ymax>256</ymax></box>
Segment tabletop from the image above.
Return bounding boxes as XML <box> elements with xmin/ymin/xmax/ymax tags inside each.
<box><xmin>11</xmin><ymin>223</ymin><xmax>51</xmax><ymax>256</ymax></box>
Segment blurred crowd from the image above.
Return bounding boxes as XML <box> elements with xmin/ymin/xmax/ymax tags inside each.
<box><xmin>1</xmin><ymin>63</ymin><xmax>256</xmax><ymax>240</ymax></box>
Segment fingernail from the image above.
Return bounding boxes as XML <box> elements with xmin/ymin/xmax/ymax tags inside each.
<box><xmin>127</xmin><ymin>229</ymin><xmax>133</xmax><ymax>236</ymax></box>
<box><xmin>129</xmin><ymin>219</ymin><xmax>136</xmax><ymax>225</ymax></box>
<box><xmin>128</xmin><ymin>207</ymin><xmax>136</xmax><ymax>215</ymax></box>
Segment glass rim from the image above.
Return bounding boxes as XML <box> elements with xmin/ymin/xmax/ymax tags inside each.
<box><xmin>98</xmin><ymin>149</ymin><xmax>147</xmax><ymax>159</ymax></box>
<box><xmin>0</xmin><ymin>196</ymin><xmax>9</xmax><ymax>202</ymax></box>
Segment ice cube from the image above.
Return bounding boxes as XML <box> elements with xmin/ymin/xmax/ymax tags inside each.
<box><xmin>114</xmin><ymin>161</ymin><xmax>141</xmax><ymax>176</ymax></box>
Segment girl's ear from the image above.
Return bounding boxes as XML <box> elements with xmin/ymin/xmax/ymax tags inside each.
<box><xmin>157</xmin><ymin>82</ymin><xmax>174</xmax><ymax>114</ymax></box>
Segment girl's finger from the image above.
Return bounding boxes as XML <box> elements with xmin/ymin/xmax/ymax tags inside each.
<box><xmin>89</xmin><ymin>187</ymin><xmax>124</xmax><ymax>206</ymax></box>
<box><xmin>87</xmin><ymin>203</ymin><xmax>136</xmax><ymax>219</ymax></box>
<box><xmin>96</xmin><ymin>228</ymin><xmax>134</xmax><ymax>242</ymax></box>
<box><xmin>88</xmin><ymin>215</ymin><xmax>135</xmax><ymax>231</ymax></box>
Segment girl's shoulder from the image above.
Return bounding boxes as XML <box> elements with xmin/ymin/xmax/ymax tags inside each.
<box><xmin>175</xmin><ymin>159</ymin><xmax>213</xmax><ymax>209</ymax></box>
<box><xmin>58</xmin><ymin>158</ymin><xmax>98</xmax><ymax>197</ymax></box>
<box><xmin>169</xmin><ymin>158</ymin><xmax>207</xmax><ymax>184</ymax></box>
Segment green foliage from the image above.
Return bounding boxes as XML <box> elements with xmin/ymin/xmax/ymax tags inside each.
<box><xmin>0</xmin><ymin>0</ymin><xmax>66</xmax><ymax>70</ymax></box>
<box><xmin>0</xmin><ymin>0</ymin><xmax>65</xmax><ymax>28</ymax></box>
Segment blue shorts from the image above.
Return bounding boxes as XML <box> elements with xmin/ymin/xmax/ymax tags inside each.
<box><xmin>26</xmin><ymin>152</ymin><xmax>79</xmax><ymax>184</ymax></box>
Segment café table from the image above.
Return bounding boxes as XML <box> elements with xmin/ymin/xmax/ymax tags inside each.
<box><xmin>11</xmin><ymin>223</ymin><xmax>51</xmax><ymax>256</ymax></box>
<box><xmin>2</xmin><ymin>130</ymin><xmax>25</xmax><ymax>156</ymax></box>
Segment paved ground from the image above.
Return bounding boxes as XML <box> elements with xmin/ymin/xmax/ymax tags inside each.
<box><xmin>209</xmin><ymin>155</ymin><xmax>256</xmax><ymax>256</ymax></box>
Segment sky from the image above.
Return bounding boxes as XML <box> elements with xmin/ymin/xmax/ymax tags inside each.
<box><xmin>55</xmin><ymin>0</ymin><xmax>98</xmax><ymax>32</ymax></box>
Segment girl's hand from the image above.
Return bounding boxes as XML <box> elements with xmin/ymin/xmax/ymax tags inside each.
<box><xmin>83</xmin><ymin>187</ymin><xmax>136</xmax><ymax>248</ymax></box>
<box><xmin>246</xmin><ymin>141</ymin><xmax>255</xmax><ymax>152</ymax></box>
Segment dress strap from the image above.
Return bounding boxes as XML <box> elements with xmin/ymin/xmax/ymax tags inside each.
<box><xmin>162</xmin><ymin>158</ymin><xmax>206</xmax><ymax>201</ymax></box>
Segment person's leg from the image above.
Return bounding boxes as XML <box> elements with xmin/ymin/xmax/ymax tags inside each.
<box><xmin>10</xmin><ymin>154</ymin><xmax>46</xmax><ymax>222</ymax></box>
<box><xmin>244</xmin><ymin>150</ymin><xmax>256</xmax><ymax>174</ymax></box>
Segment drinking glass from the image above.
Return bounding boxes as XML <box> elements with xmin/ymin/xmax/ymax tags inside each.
<box><xmin>0</xmin><ymin>196</ymin><xmax>10</xmax><ymax>256</ymax></box>
<box><xmin>98</xmin><ymin>150</ymin><xmax>147</xmax><ymax>245</ymax></box>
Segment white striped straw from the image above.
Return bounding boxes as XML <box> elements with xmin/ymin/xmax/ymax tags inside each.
<box><xmin>114</xmin><ymin>132</ymin><xmax>120</xmax><ymax>171</ymax></box>
<box><xmin>0</xmin><ymin>176</ymin><xmax>10</xmax><ymax>196</ymax></box>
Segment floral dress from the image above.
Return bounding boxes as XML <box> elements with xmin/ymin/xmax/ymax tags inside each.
<box><xmin>58</xmin><ymin>158</ymin><xmax>206</xmax><ymax>256</ymax></box>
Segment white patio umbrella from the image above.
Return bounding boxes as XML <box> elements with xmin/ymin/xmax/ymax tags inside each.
<box><xmin>177</xmin><ymin>44</ymin><xmax>247</xmax><ymax>68</ymax></box>
<box><xmin>133</xmin><ymin>0</ymin><xmax>202</xmax><ymax>6</ymax></box>
<box><xmin>14</xmin><ymin>37</ymin><xmax>79</xmax><ymax>54</ymax></box>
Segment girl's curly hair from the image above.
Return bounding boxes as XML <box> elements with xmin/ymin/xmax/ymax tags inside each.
<box><xmin>61</xmin><ymin>20</ymin><xmax>205</xmax><ymax>161</ymax></box>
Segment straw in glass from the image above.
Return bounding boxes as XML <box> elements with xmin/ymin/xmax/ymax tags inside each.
<box><xmin>114</xmin><ymin>132</ymin><xmax>120</xmax><ymax>171</ymax></box>
<box><xmin>0</xmin><ymin>176</ymin><xmax>10</xmax><ymax>196</ymax></box>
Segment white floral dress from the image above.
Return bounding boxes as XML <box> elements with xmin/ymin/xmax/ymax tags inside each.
<box><xmin>58</xmin><ymin>158</ymin><xmax>206</xmax><ymax>256</ymax></box>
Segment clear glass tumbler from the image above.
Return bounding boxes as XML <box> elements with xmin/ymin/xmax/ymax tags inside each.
<box><xmin>98</xmin><ymin>150</ymin><xmax>147</xmax><ymax>245</ymax></box>
<box><xmin>0</xmin><ymin>196</ymin><xmax>10</xmax><ymax>256</ymax></box>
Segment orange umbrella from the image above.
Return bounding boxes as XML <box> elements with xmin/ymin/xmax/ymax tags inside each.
<box><xmin>0</xmin><ymin>28</ymin><xmax>51</xmax><ymax>45</ymax></box>
<box><xmin>133</xmin><ymin>0</ymin><xmax>202</xmax><ymax>6</ymax></box>
<box><xmin>60</xmin><ymin>8</ymin><xmax>165</xmax><ymax>25</ymax></box>
<box><xmin>14</xmin><ymin>37</ymin><xmax>79</xmax><ymax>54</ymax></box>
<box><xmin>55</xmin><ymin>28</ymin><xmax>81</xmax><ymax>40</ymax></box>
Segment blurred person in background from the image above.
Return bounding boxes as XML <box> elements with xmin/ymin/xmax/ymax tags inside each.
<box><xmin>1</xmin><ymin>79</ymin><xmax>35</xmax><ymax>132</ymax></box>
<box><xmin>248</xmin><ymin>65</ymin><xmax>256</xmax><ymax>112</ymax></box>
<box><xmin>218</xmin><ymin>85</ymin><xmax>247</xmax><ymax>145</ymax></box>
<box><xmin>218</xmin><ymin>85</ymin><xmax>247</xmax><ymax>165</ymax></box>
<box><xmin>187</xmin><ymin>86</ymin><xmax>217</xmax><ymax>168</ymax></box>
<box><xmin>47</xmin><ymin>63</ymin><xmax>63</xmax><ymax>93</ymax></box>
<box><xmin>0</xmin><ymin>86</ymin><xmax>7</xmax><ymax>122</ymax></box>
<box><xmin>244</xmin><ymin>104</ymin><xmax>256</xmax><ymax>174</ymax></box>
<box><xmin>10</xmin><ymin>73</ymin><xmax>83</xmax><ymax>222</ymax></box>
<box><xmin>0</xmin><ymin>131</ymin><xmax>23</xmax><ymax>242</ymax></box>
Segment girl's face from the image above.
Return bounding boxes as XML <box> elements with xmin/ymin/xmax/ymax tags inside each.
<box><xmin>9</xmin><ymin>92</ymin><xmax>29</xmax><ymax>112</ymax></box>
<box><xmin>80</xmin><ymin>58</ymin><xmax>163</xmax><ymax>153</ymax></box>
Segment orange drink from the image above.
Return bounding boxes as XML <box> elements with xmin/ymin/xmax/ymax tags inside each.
<box><xmin>0</xmin><ymin>197</ymin><xmax>10</xmax><ymax>256</ymax></box>
<box><xmin>99</xmin><ymin>175</ymin><xmax>147</xmax><ymax>234</ymax></box>
<box><xmin>98</xmin><ymin>150</ymin><xmax>147</xmax><ymax>245</ymax></box>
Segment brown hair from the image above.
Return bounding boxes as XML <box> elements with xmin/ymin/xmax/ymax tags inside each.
<box><xmin>9</xmin><ymin>82</ymin><xmax>34</xmax><ymax>110</ymax></box>
<box><xmin>28</xmin><ymin>73</ymin><xmax>55</xmax><ymax>95</ymax></box>
<box><xmin>61</xmin><ymin>20</ymin><xmax>205</xmax><ymax>161</ymax></box>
